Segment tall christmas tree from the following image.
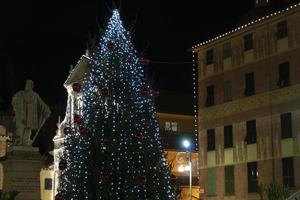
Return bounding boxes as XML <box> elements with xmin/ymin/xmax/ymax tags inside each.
<box><xmin>57</xmin><ymin>10</ymin><xmax>175</xmax><ymax>200</ymax></box>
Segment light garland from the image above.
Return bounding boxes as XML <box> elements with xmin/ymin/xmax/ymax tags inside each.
<box><xmin>192</xmin><ymin>2</ymin><xmax>300</xmax><ymax>49</ymax></box>
<box><xmin>58</xmin><ymin>9</ymin><xmax>175</xmax><ymax>200</ymax></box>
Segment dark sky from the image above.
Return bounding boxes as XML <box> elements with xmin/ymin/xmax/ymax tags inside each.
<box><xmin>0</xmin><ymin>0</ymin><xmax>254</xmax><ymax>108</ymax></box>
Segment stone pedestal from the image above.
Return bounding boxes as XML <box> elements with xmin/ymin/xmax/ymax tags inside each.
<box><xmin>2</xmin><ymin>146</ymin><xmax>43</xmax><ymax>200</ymax></box>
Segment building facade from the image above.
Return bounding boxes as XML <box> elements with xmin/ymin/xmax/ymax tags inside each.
<box><xmin>157</xmin><ymin>112</ymin><xmax>199</xmax><ymax>199</ymax></box>
<box><xmin>193</xmin><ymin>1</ymin><xmax>300</xmax><ymax>200</ymax></box>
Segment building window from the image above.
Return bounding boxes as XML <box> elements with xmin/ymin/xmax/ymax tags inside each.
<box><xmin>171</xmin><ymin>122</ymin><xmax>178</xmax><ymax>132</ymax></box>
<box><xmin>280</xmin><ymin>113</ymin><xmax>292</xmax><ymax>139</ymax></box>
<box><xmin>277</xmin><ymin>21</ymin><xmax>288</xmax><ymax>39</ymax></box>
<box><xmin>282</xmin><ymin>157</ymin><xmax>294</xmax><ymax>188</ymax></box>
<box><xmin>165</xmin><ymin>122</ymin><xmax>171</xmax><ymax>131</ymax></box>
<box><xmin>246</xmin><ymin>120</ymin><xmax>256</xmax><ymax>144</ymax></box>
<box><xmin>224</xmin><ymin>125</ymin><xmax>233</xmax><ymax>148</ymax></box>
<box><xmin>223</xmin><ymin>42</ymin><xmax>232</xmax><ymax>59</ymax></box>
<box><xmin>208</xmin><ymin>168</ymin><xmax>216</xmax><ymax>196</ymax></box>
<box><xmin>207</xmin><ymin>129</ymin><xmax>215</xmax><ymax>151</ymax></box>
<box><xmin>278</xmin><ymin>62</ymin><xmax>290</xmax><ymax>88</ymax></box>
<box><xmin>225</xmin><ymin>165</ymin><xmax>235</xmax><ymax>195</ymax></box>
<box><xmin>205</xmin><ymin>85</ymin><xmax>214</xmax><ymax>107</ymax></box>
<box><xmin>244</xmin><ymin>33</ymin><xmax>253</xmax><ymax>51</ymax></box>
<box><xmin>244</xmin><ymin>72</ymin><xmax>255</xmax><ymax>96</ymax></box>
<box><xmin>206</xmin><ymin>49</ymin><xmax>214</xmax><ymax>65</ymax></box>
<box><xmin>44</xmin><ymin>178</ymin><xmax>53</xmax><ymax>190</ymax></box>
<box><xmin>248</xmin><ymin>162</ymin><xmax>258</xmax><ymax>193</ymax></box>
<box><xmin>223</xmin><ymin>80</ymin><xmax>232</xmax><ymax>102</ymax></box>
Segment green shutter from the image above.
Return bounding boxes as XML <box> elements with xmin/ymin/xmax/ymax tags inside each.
<box><xmin>223</xmin><ymin>80</ymin><xmax>232</xmax><ymax>102</ymax></box>
<box><xmin>208</xmin><ymin>168</ymin><xmax>216</xmax><ymax>196</ymax></box>
<box><xmin>225</xmin><ymin>166</ymin><xmax>234</xmax><ymax>195</ymax></box>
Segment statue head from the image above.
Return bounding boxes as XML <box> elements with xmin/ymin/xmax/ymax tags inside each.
<box><xmin>25</xmin><ymin>79</ymin><xmax>34</xmax><ymax>91</ymax></box>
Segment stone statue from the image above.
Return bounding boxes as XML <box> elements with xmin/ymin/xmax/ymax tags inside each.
<box><xmin>11</xmin><ymin>80</ymin><xmax>51</xmax><ymax>146</ymax></box>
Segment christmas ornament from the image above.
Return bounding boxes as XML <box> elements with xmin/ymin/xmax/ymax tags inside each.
<box><xmin>140</xmin><ymin>88</ymin><xmax>150</xmax><ymax>96</ymax></box>
<box><xmin>140</xmin><ymin>56</ymin><xmax>150</xmax><ymax>65</ymax></box>
<box><xmin>107</xmin><ymin>42</ymin><xmax>115</xmax><ymax>51</ymax></box>
<box><xmin>100</xmin><ymin>87</ymin><xmax>109</xmax><ymax>96</ymax></box>
<box><xmin>74</xmin><ymin>114</ymin><xmax>82</xmax><ymax>125</ymax></box>
<box><xmin>135</xmin><ymin>132</ymin><xmax>143</xmax><ymax>142</ymax></box>
<box><xmin>79</xmin><ymin>127</ymin><xmax>88</xmax><ymax>135</ymax></box>
<box><xmin>59</xmin><ymin>159</ymin><xmax>66</xmax><ymax>171</ymax></box>
<box><xmin>100</xmin><ymin>175</ymin><xmax>109</xmax><ymax>182</ymax></box>
<box><xmin>55</xmin><ymin>193</ymin><xmax>63</xmax><ymax>200</ymax></box>
<box><xmin>63</xmin><ymin>127</ymin><xmax>72</xmax><ymax>135</ymax></box>
<box><xmin>72</xmin><ymin>83</ymin><xmax>81</xmax><ymax>93</ymax></box>
<box><xmin>170</xmin><ymin>174</ymin><xmax>178</xmax><ymax>182</ymax></box>
<box><xmin>138</xmin><ymin>176</ymin><xmax>147</xmax><ymax>186</ymax></box>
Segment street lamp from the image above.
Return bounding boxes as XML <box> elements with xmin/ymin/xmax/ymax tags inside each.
<box><xmin>182</xmin><ymin>139</ymin><xmax>192</xmax><ymax>200</ymax></box>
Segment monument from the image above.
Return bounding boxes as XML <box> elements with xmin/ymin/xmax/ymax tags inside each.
<box><xmin>11</xmin><ymin>79</ymin><xmax>51</xmax><ymax>146</ymax></box>
<box><xmin>2</xmin><ymin>79</ymin><xmax>51</xmax><ymax>200</ymax></box>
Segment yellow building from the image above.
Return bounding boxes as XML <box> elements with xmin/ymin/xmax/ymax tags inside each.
<box><xmin>192</xmin><ymin>1</ymin><xmax>300</xmax><ymax>200</ymax></box>
<box><xmin>157</xmin><ymin>112</ymin><xmax>199</xmax><ymax>200</ymax></box>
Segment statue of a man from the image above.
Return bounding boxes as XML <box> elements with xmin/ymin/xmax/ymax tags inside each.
<box><xmin>11</xmin><ymin>80</ymin><xmax>51</xmax><ymax>146</ymax></box>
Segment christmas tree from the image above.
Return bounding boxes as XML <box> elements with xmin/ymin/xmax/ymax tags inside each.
<box><xmin>57</xmin><ymin>10</ymin><xmax>175</xmax><ymax>200</ymax></box>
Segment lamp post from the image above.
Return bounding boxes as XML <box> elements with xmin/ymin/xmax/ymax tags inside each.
<box><xmin>182</xmin><ymin>139</ymin><xmax>192</xmax><ymax>200</ymax></box>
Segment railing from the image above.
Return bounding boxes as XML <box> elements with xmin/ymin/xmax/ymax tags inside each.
<box><xmin>286</xmin><ymin>190</ymin><xmax>300</xmax><ymax>200</ymax></box>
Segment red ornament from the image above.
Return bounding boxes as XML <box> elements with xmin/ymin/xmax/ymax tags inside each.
<box><xmin>135</xmin><ymin>132</ymin><xmax>143</xmax><ymax>142</ymax></box>
<box><xmin>140</xmin><ymin>88</ymin><xmax>150</xmax><ymax>96</ymax></box>
<box><xmin>55</xmin><ymin>193</ymin><xmax>63</xmax><ymax>200</ymax></box>
<box><xmin>138</xmin><ymin>176</ymin><xmax>147</xmax><ymax>186</ymax></box>
<box><xmin>107</xmin><ymin>42</ymin><xmax>115</xmax><ymax>51</ymax></box>
<box><xmin>100</xmin><ymin>87</ymin><xmax>109</xmax><ymax>96</ymax></box>
<box><xmin>100</xmin><ymin>175</ymin><xmax>109</xmax><ymax>182</ymax></box>
<box><xmin>170</xmin><ymin>174</ymin><xmax>178</xmax><ymax>182</ymax></box>
<box><xmin>79</xmin><ymin>127</ymin><xmax>88</xmax><ymax>135</ymax></box>
<box><xmin>74</xmin><ymin>114</ymin><xmax>82</xmax><ymax>125</ymax></box>
<box><xmin>140</xmin><ymin>57</ymin><xmax>150</xmax><ymax>65</ymax></box>
<box><xmin>72</xmin><ymin>83</ymin><xmax>81</xmax><ymax>93</ymax></box>
<box><xmin>58</xmin><ymin>160</ymin><xmax>66</xmax><ymax>171</ymax></box>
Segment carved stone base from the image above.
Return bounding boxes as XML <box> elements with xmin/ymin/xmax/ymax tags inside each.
<box><xmin>2</xmin><ymin>146</ymin><xmax>43</xmax><ymax>200</ymax></box>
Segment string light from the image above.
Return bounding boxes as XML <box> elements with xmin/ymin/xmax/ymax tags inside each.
<box><xmin>192</xmin><ymin>2</ymin><xmax>300</xmax><ymax>49</ymax></box>
<box><xmin>58</xmin><ymin>10</ymin><xmax>175</xmax><ymax>199</ymax></box>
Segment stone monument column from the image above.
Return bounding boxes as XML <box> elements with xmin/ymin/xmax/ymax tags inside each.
<box><xmin>1</xmin><ymin>79</ymin><xmax>51</xmax><ymax>200</ymax></box>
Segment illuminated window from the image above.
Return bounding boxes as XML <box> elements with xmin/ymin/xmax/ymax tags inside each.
<box><xmin>277</xmin><ymin>21</ymin><xmax>288</xmax><ymax>39</ymax></box>
<box><xmin>165</xmin><ymin>122</ymin><xmax>171</xmax><ymax>131</ymax></box>
<box><xmin>244</xmin><ymin>33</ymin><xmax>253</xmax><ymax>51</ymax></box>
<box><xmin>206</xmin><ymin>49</ymin><xmax>214</xmax><ymax>65</ymax></box>
<box><xmin>171</xmin><ymin>122</ymin><xmax>178</xmax><ymax>132</ymax></box>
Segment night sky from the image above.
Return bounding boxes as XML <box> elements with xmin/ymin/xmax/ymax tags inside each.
<box><xmin>0</xmin><ymin>0</ymin><xmax>254</xmax><ymax>109</ymax></box>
